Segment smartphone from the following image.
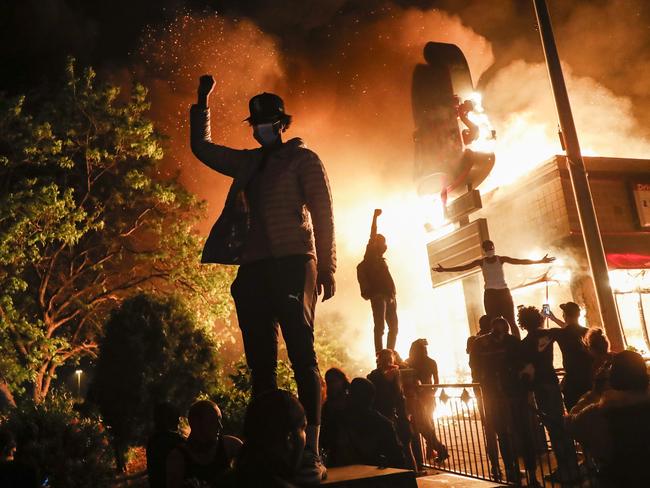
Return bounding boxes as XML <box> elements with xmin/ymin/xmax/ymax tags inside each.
<box><xmin>542</xmin><ymin>304</ymin><xmax>551</xmax><ymax>316</ymax></box>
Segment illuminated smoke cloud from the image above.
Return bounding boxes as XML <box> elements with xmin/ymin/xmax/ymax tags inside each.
<box><xmin>135</xmin><ymin>3</ymin><xmax>650</xmax><ymax>377</ymax></box>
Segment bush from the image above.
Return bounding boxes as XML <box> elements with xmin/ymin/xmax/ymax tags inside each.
<box><xmin>2</xmin><ymin>394</ymin><xmax>114</xmax><ymax>487</ymax></box>
<box><xmin>214</xmin><ymin>358</ymin><xmax>297</xmax><ymax>436</ymax></box>
<box><xmin>87</xmin><ymin>293</ymin><xmax>221</xmax><ymax>468</ymax></box>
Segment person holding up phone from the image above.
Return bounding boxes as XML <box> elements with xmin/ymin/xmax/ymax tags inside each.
<box><xmin>543</xmin><ymin>302</ymin><xmax>593</xmax><ymax>411</ymax></box>
<box><xmin>433</xmin><ymin>240</ymin><xmax>554</xmax><ymax>339</ymax></box>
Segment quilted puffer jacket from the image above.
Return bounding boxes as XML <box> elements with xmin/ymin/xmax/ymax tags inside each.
<box><xmin>190</xmin><ymin>105</ymin><xmax>336</xmax><ymax>275</ymax></box>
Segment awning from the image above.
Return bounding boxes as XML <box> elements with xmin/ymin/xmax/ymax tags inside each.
<box><xmin>607</xmin><ymin>253</ymin><xmax>650</xmax><ymax>269</ymax></box>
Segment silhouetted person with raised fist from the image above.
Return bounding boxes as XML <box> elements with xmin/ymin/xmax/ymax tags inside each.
<box><xmin>190</xmin><ymin>75</ymin><xmax>335</xmax><ymax>483</ymax></box>
<box><xmin>357</xmin><ymin>209</ymin><xmax>398</xmax><ymax>353</ymax></box>
<box><xmin>433</xmin><ymin>240</ymin><xmax>554</xmax><ymax>339</ymax></box>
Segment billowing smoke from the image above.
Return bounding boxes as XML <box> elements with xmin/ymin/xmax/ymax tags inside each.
<box><xmin>133</xmin><ymin>2</ymin><xmax>650</xmax><ymax>377</ymax></box>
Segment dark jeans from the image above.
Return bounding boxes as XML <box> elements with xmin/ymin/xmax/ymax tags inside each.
<box><xmin>371</xmin><ymin>295</ymin><xmax>398</xmax><ymax>353</ymax></box>
<box><xmin>483</xmin><ymin>288</ymin><xmax>518</xmax><ymax>338</ymax></box>
<box><xmin>483</xmin><ymin>392</ymin><xmax>537</xmax><ymax>480</ymax></box>
<box><xmin>561</xmin><ymin>375</ymin><xmax>591</xmax><ymax>412</ymax></box>
<box><xmin>231</xmin><ymin>255</ymin><xmax>321</xmax><ymax>425</ymax></box>
<box><xmin>533</xmin><ymin>383</ymin><xmax>579</xmax><ymax>477</ymax></box>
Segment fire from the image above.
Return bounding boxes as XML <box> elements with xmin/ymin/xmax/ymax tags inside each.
<box><xmin>464</xmin><ymin>92</ymin><xmax>497</xmax><ymax>154</ymax></box>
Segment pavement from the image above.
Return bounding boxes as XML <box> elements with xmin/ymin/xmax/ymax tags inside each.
<box><xmin>417</xmin><ymin>471</ymin><xmax>508</xmax><ymax>487</ymax></box>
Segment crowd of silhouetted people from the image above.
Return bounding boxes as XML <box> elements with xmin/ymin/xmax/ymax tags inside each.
<box><xmin>466</xmin><ymin>303</ymin><xmax>650</xmax><ymax>487</ymax></box>
<box><xmin>142</xmin><ymin>337</ymin><xmax>447</xmax><ymax>488</ymax></box>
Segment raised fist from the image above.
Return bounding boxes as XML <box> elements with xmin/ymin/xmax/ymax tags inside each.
<box><xmin>198</xmin><ymin>75</ymin><xmax>216</xmax><ymax>99</ymax></box>
<box><xmin>374</xmin><ymin>208</ymin><xmax>382</xmax><ymax>217</ymax></box>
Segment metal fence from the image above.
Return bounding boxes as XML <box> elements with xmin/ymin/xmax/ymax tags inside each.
<box><xmin>415</xmin><ymin>383</ymin><xmax>598</xmax><ymax>487</ymax></box>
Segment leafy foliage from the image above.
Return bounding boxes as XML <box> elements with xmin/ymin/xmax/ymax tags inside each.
<box><xmin>3</xmin><ymin>393</ymin><xmax>114</xmax><ymax>488</ymax></box>
<box><xmin>214</xmin><ymin>358</ymin><xmax>297</xmax><ymax>436</ymax></box>
<box><xmin>87</xmin><ymin>293</ymin><xmax>221</xmax><ymax>465</ymax></box>
<box><xmin>0</xmin><ymin>58</ymin><xmax>234</xmax><ymax>402</ymax></box>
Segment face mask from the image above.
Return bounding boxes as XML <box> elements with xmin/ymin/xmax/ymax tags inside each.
<box><xmin>253</xmin><ymin>122</ymin><xmax>280</xmax><ymax>146</ymax></box>
<box><xmin>485</xmin><ymin>249</ymin><xmax>495</xmax><ymax>257</ymax></box>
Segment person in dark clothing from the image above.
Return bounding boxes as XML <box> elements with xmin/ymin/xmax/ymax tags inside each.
<box><xmin>191</xmin><ymin>76</ymin><xmax>335</xmax><ymax>482</ymax></box>
<box><xmin>167</xmin><ymin>400</ymin><xmax>241</xmax><ymax>488</ymax></box>
<box><xmin>331</xmin><ymin>378</ymin><xmax>406</xmax><ymax>469</ymax></box>
<box><xmin>147</xmin><ymin>402</ymin><xmax>184</xmax><ymax>488</ymax></box>
<box><xmin>357</xmin><ymin>209</ymin><xmax>398</xmax><ymax>353</ymax></box>
<box><xmin>434</xmin><ymin>240</ymin><xmax>555</xmax><ymax>339</ymax></box>
<box><xmin>518</xmin><ymin>306</ymin><xmax>579</xmax><ymax>484</ymax></box>
<box><xmin>545</xmin><ymin>301</ymin><xmax>593</xmax><ymax>410</ymax></box>
<box><xmin>405</xmin><ymin>339</ymin><xmax>448</xmax><ymax>462</ymax></box>
<box><xmin>567</xmin><ymin>351</ymin><xmax>650</xmax><ymax>488</ymax></box>
<box><xmin>470</xmin><ymin>317</ymin><xmax>538</xmax><ymax>484</ymax></box>
<box><xmin>0</xmin><ymin>427</ymin><xmax>38</xmax><ymax>488</ymax></box>
<box><xmin>367</xmin><ymin>349</ymin><xmax>416</xmax><ymax>469</ymax></box>
<box><xmin>221</xmin><ymin>389</ymin><xmax>306</xmax><ymax>488</ymax></box>
<box><xmin>467</xmin><ymin>314</ymin><xmax>492</xmax><ymax>368</ymax></box>
<box><xmin>320</xmin><ymin>368</ymin><xmax>350</xmax><ymax>466</ymax></box>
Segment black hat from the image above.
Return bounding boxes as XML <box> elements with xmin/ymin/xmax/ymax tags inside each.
<box><xmin>246</xmin><ymin>92</ymin><xmax>288</xmax><ymax>124</ymax></box>
<box><xmin>559</xmin><ymin>301</ymin><xmax>580</xmax><ymax>316</ymax></box>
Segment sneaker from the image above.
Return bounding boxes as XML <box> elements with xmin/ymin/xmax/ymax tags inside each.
<box><xmin>294</xmin><ymin>449</ymin><xmax>327</xmax><ymax>486</ymax></box>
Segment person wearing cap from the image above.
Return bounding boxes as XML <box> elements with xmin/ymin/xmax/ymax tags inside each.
<box><xmin>433</xmin><ymin>240</ymin><xmax>555</xmax><ymax>339</ymax></box>
<box><xmin>190</xmin><ymin>75</ymin><xmax>335</xmax><ymax>483</ymax></box>
<box><xmin>545</xmin><ymin>302</ymin><xmax>593</xmax><ymax>411</ymax></box>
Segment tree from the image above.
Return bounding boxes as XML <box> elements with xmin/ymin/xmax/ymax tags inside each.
<box><xmin>88</xmin><ymin>293</ymin><xmax>221</xmax><ymax>469</ymax></box>
<box><xmin>0</xmin><ymin>58</ymin><xmax>234</xmax><ymax>402</ymax></box>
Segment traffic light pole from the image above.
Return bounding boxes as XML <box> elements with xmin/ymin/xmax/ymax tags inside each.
<box><xmin>532</xmin><ymin>0</ymin><xmax>625</xmax><ymax>351</ymax></box>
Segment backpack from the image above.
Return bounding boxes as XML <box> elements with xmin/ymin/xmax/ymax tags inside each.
<box><xmin>356</xmin><ymin>260</ymin><xmax>371</xmax><ymax>300</ymax></box>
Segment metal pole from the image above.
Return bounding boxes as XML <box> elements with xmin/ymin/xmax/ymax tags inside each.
<box><xmin>531</xmin><ymin>0</ymin><xmax>625</xmax><ymax>351</ymax></box>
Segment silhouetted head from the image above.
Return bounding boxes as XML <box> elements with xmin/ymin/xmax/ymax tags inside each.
<box><xmin>478</xmin><ymin>315</ymin><xmax>492</xmax><ymax>333</ymax></box>
<box><xmin>187</xmin><ymin>400</ymin><xmax>222</xmax><ymax>444</ymax></box>
<box><xmin>518</xmin><ymin>306</ymin><xmax>544</xmax><ymax>332</ymax></box>
<box><xmin>246</xmin><ymin>93</ymin><xmax>292</xmax><ymax>147</ymax></box>
<box><xmin>408</xmin><ymin>338</ymin><xmax>429</xmax><ymax>361</ymax></box>
<box><xmin>560</xmin><ymin>301</ymin><xmax>581</xmax><ymax>324</ymax></box>
<box><xmin>610</xmin><ymin>351</ymin><xmax>649</xmax><ymax>392</ymax></box>
<box><xmin>482</xmin><ymin>240</ymin><xmax>495</xmax><ymax>257</ymax></box>
<box><xmin>584</xmin><ymin>328</ymin><xmax>610</xmax><ymax>356</ymax></box>
<box><xmin>243</xmin><ymin>389</ymin><xmax>306</xmax><ymax>477</ymax></box>
<box><xmin>376</xmin><ymin>349</ymin><xmax>396</xmax><ymax>369</ymax></box>
<box><xmin>324</xmin><ymin>367</ymin><xmax>350</xmax><ymax>399</ymax></box>
<box><xmin>490</xmin><ymin>316</ymin><xmax>510</xmax><ymax>338</ymax></box>
<box><xmin>153</xmin><ymin>402</ymin><xmax>180</xmax><ymax>432</ymax></box>
<box><xmin>0</xmin><ymin>426</ymin><xmax>16</xmax><ymax>460</ymax></box>
<box><xmin>348</xmin><ymin>377</ymin><xmax>376</xmax><ymax>410</ymax></box>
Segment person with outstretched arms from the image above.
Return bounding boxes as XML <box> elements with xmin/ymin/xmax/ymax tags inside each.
<box><xmin>433</xmin><ymin>240</ymin><xmax>554</xmax><ymax>339</ymax></box>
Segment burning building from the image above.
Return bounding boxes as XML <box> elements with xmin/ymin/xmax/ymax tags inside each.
<box><xmin>428</xmin><ymin>155</ymin><xmax>650</xmax><ymax>354</ymax></box>
<box><xmin>415</xmin><ymin>41</ymin><xmax>650</xmax><ymax>356</ymax></box>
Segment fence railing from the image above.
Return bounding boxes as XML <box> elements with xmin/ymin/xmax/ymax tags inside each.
<box><xmin>414</xmin><ymin>383</ymin><xmax>598</xmax><ymax>487</ymax></box>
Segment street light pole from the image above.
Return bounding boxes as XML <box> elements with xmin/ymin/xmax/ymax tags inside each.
<box><xmin>75</xmin><ymin>369</ymin><xmax>83</xmax><ymax>399</ymax></box>
<box><xmin>531</xmin><ymin>0</ymin><xmax>625</xmax><ymax>351</ymax></box>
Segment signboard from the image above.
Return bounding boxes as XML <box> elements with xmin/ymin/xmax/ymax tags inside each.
<box><xmin>428</xmin><ymin>218</ymin><xmax>490</xmax><ymax>287</ymax></box>
<box><xmin>632</xmin><ymin>182</ymin><xmax>650</xmax><ymax>228</ymax></box>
